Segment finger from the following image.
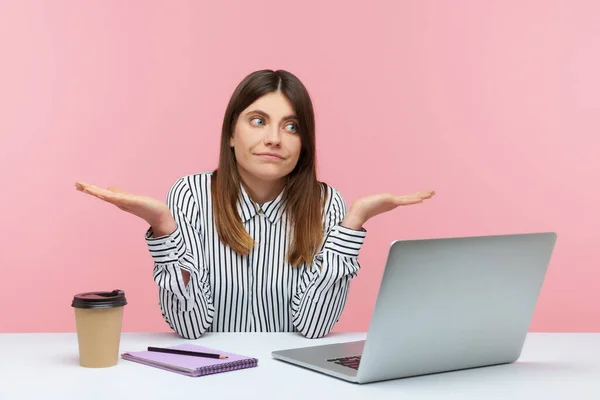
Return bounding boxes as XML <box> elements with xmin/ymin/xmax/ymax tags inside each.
<box><xmin>107</xmin><ymin>186</ymin><xmax>128</xmax><ymax>195</ymax></box>
<box><xmin>76</xmin><ymin>182</ymin><xmax>132</xmax><ymax>200</ymax></box>
<box><xmin>75</xmin><ymin>181</ymin><xmax>99</xmax><ymax>195</ymax></box>
<box><xmin>74</xmin><ymin>181</ymin><xmax>90</xmax><ymax>192</ymax></box>
<box><xmin>395</xmin><ymin>195</ymin><xmax>424</xmax><ymax>205</ymax></box>
<box><xmin>415</xmin><ymin>190</ymin><xmax>435</xmax><ymax>199</ymax></box>
<box><xmin>79</xmin><ymin>184</ymin><xmax>131</xmax><ymax>206</ymax></box>
<box><xmin>82</xmin><ymin>183</ymin><xmax>118</xmax><ymax>198</ymax></box>
<box><xmin>81</xmin><ymin>185</ymin><xmax>112</xmax><ymax>200</ymax></box>
<box><xmin>75</xmin><ymin>181</ymin><xmax>108</xmax><ymax>194</ymax></box>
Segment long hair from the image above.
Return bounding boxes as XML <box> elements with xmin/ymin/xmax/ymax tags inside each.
<box><xmin>211</xmin><ymin>69</ymin><xmax>327</xmax><ymax>266</ymax></box>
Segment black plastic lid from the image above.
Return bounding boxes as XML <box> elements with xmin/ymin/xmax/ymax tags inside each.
<box><xmin>71</xmin><ymin>289</ymin><xmax>127</xmax><ymax>309</ymax></box>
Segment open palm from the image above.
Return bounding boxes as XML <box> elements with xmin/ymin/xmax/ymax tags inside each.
<box><xmin>351</xmin><ymin>190</ymin><xmax>435</xmax><ymax>223</ymax></box>
<box><xmin>74</xmin><ymin>181</ymin><xmax>171</xmax><ymax>227</ymax></box>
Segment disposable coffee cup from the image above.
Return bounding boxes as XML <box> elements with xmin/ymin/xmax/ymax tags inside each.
<box><xmin>71</xmin><ymin>289</ymin><xmax>127</xmax><ymax>368</ymax></box>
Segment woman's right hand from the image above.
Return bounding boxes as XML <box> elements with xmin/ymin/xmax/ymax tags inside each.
<box><xmin>74</xmin><ymin>181</ymin><xmax>175</xmax><ymax>234</ymax></box>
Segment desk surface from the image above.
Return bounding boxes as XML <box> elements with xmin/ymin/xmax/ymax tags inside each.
<box><xmin>1</xmin><ymin>332</ymin><xmax>599</xmax><ymax>399</ymax></box>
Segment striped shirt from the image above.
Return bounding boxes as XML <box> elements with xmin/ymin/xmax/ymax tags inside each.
<box><xmin>145</xmin><ymin>172</ymin><xmax>367</xmax><ymax>339</ymax></box>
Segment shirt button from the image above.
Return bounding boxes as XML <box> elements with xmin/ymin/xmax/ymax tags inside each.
<box><xmin>168</xmin><ymin>252</ymin><xmax>176</xmax><ymax>259</ymax></box>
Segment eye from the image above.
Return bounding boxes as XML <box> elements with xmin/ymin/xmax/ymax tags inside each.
<box><xmin>250</xmin><ymin>117</ymin><xmax>265</xmax><ymax>127</ymax></box>
<box><xmin>285</xmin><ymin>122</ymin><xmax>298</xmax><ymax>133</ymax></box>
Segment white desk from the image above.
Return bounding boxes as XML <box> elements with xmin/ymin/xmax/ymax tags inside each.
<box><xmin>1</xmin><ymin>332</ymin><xmax>599</xmax><ymax>399</ymax></box>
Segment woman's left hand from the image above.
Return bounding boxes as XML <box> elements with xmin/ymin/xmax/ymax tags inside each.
<box><xmin>342</xmin><ymin>190</ymin><xmax>436</xmax><ymax>230</ymax></box>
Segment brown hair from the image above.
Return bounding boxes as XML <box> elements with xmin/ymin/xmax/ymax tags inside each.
<box><xmin>211</xmin><ymin>69</ymin><xmax>328</xmax><ymax>266</ymax></box>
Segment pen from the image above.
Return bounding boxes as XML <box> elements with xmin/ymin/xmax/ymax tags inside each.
<box><xmin>147</xmin><ymin>346</ymin><xmax>228</xmax><ymax>359</ymax></box>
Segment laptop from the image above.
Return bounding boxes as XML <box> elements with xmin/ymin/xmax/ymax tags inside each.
<box><xmin>271</xmin><ymin>232</ymin><xmax>557</xmax><ymax>384</ymax></box>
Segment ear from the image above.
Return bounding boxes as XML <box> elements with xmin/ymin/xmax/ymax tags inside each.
<box><xmin>229</xmin><ymin>135</ymin><xmax>235</xmax><ymax>148</ymax></box>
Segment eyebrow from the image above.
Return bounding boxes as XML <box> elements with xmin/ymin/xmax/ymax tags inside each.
<box><xmin>246</xmin><ymin>109</ymin><xmax>298</xmax><ymax>121</ymax></box>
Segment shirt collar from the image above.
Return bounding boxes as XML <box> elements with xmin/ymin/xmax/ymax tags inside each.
<box><xmin>237</xmin><ymin>183</ymin><xmax>286</xmax><ymax>224</ymax></box>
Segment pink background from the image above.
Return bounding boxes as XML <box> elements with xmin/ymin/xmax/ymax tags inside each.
<box><xmin>1</xmin><ymin>0</ymin><xmax>598</xmax><ymax>334</ymax></box>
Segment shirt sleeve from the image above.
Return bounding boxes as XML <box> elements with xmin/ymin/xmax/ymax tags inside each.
<box><xmin>291</xmin><ymin>186</ymin><xmax>366</xmax><ymax>339</ymax></box>
<box><xmin>145</xmin><ymin>176</ymin><xmax>215</xmax><ymax>339</ymax></box>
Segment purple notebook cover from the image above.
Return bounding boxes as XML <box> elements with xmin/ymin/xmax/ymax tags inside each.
<box><xmin>121</xmin><ymin>344</ymin><xmax>258</xmax><ymax>377</ymax></box>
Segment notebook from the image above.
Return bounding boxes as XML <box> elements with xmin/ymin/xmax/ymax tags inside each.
<box><xmin>121</xmin><ymin>344</ymin><xmax>258</xmax><ymax>377</ymax></box>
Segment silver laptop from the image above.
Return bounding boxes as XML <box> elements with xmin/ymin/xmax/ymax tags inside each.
<box><xmin>271</xmin><ymin>232</ymin><xmax>557</xmax><ymax>384</ymax></box>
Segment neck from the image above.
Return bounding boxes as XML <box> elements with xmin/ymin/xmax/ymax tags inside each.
<box><xmin>238</xmin><ymin>171</ymin><xmax>286</xmax><ymax>205</ymax></box>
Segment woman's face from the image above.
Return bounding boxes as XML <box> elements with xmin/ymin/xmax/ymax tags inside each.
<box><xmin>230</xmin><ymin>91</ymin><xmax>302</xmax><ymax>185</ymax></box>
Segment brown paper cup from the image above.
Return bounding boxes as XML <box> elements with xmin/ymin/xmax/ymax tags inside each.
<box><xmin>72</xmin><ymin>290</ymin><xmax>127</xmax><ymax>368</ymax></box>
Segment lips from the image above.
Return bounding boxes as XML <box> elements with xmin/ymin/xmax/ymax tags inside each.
<box><xmin>255</xmin><ymin>153</ymin><xmax>284</xmax><ymax>160</ymax></box>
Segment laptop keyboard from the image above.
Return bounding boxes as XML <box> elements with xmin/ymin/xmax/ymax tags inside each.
<box><xmin>327</xmin><ymin>355</ymin><xmax>361</xmax><ymax>370</ymax></box>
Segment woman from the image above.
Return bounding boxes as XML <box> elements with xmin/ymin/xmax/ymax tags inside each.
<box><xmin>75</xmin><ymin>69</ymin><xmax>435</xmax><ymax>339</ymax></box>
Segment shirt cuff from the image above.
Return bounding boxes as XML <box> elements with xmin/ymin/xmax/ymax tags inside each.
<box><xmin>322</xmin><ymin>224</ymin><xmax>367</xmax><ymax>258</ymax></box>
<box><xmin>145</xmin><ymin>225</ymin><xmax>185</xmax><ymax>264</ymax></box>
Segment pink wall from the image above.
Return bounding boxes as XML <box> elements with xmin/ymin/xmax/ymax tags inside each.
<box><xmin>1</xmin><ymin>1</ymin><xmax>598</xmax><ymax>333</ymax></box>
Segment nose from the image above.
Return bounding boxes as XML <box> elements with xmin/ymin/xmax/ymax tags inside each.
<box><xmin>263</xmin><ymin>126</ymin><xmax>282</xmax><ymax>146</ymax></box>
